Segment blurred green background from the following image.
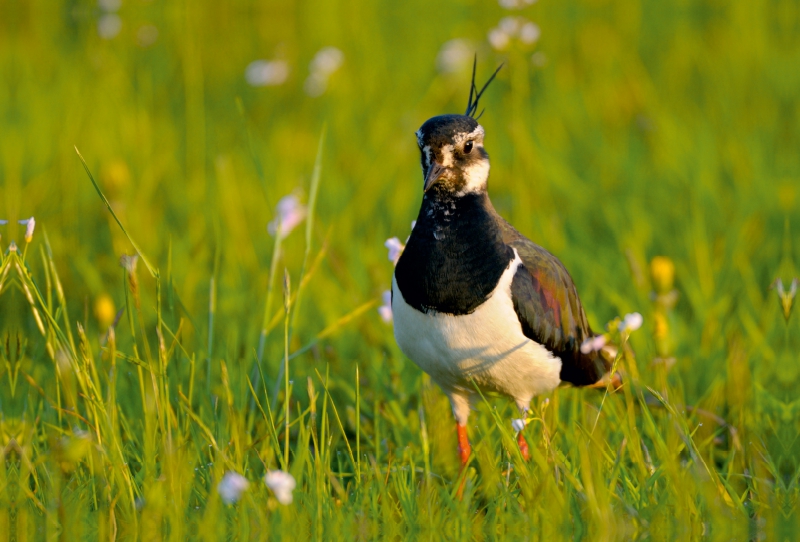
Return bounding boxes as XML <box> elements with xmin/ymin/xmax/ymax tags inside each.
<box><xmin>1</xmin><ymin>0</ymin><xmax>799</xmax><ymax>539</ymax></box>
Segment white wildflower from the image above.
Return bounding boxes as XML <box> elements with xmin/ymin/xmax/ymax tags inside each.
<box><xmin>499</xmin><ymin>17</ymin><xmax>521</xmax><ymax>35</ymax></box>
<box><xmin>436</xmin><ymin>39</ymin><xmax>474</xmax><ymax>73</ymax></box>
<box><xmin>303</xmin><ymin>72</ymin><xmax>328</xmax><ymax>97</ymax></box>
<box><xmin>619</xmin><ymin>312</ymin><xmax>643</xmax><ymax>333</ymax></box>
<box><xmin>268</xmin><ymin>195</ymin><xmax>307</xmax><ymax>239</ymax></box>
<box><xmin>488</xmin><ymin>28</ymin><xmax>511</xmax><ymax>50</ymax></box>
<box><xmin>489</xmin><ymin>16</ymin><xmax>540</xmax><ymax>50</ymax></box>
<box><xmin>245</xmin><ymin>60</ymin><xmax>290</xmax><ymax>87</ymax></box>
<box><xmin>18</xmin><ymin>217</ymin><xmax>35</xmax><ymax>243</ymax></box>
<box><xmin>98</xmin><ymin>0</ymin><xmax>121</xmax><ymax>11</ymax></box>
<box><xmin>310</xmin><ymin>46</ymin><xmax>344</xmax><ymax>76</ymax></box>
<box><xmin>304</xmin><ymin>47</ymin><xmax>344</xmax><ymax>97</ymax></box>
<box><xmin>519</xmin><ymin>22</ymin><xmax>541</xmax><ymax>44</ymax></box>
<box><xmin>120</xmin><ymin>254</ymin><xmax>138</xmax><ymax>273</ymax></box>
<box><xmin>0</xmin><ymin>219</ymin><xmax>7</xmax><ymax>225</ymax></box>
<box><xmin>264</xmin><ymin>470</ymin><xmax>296</xmax><ymax>505</ymax></box>
<box><xmin>97</xmin><ymin>14</ymin><xmax>122</xmax><ymax>39</ymax></box>
<box><xmin>498</xmin><ymin>0</ymin><xmax>537</xmax><ymax>8</ymax></box>
<box><xmin>378</xmin><ymin>290</ymin><xmax>392</xmax><ymax>323</ymax></box>
<box><xmin>580</xmin><ymin>334</ymin><xmax>607</xmax><ymax>354</ymax></box>
<box><xmin>217</xmin><ymin>471</ymin><xmax>250</xmax><ymax>505</ymax></box>
<box><xmin>511</xmin><ymin>418</ymin><xmax>526</xmax><ymax>432</ymax></box>
<box><xmin>385</xmin><ymin>237</ymin><xmax>404</xmax><ymax>265</ymax></box>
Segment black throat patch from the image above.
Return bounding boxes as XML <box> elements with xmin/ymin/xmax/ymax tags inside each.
<box><xmin>394</xmin><ymin>192</ymin><xmax>514</xmax><ymax>315</ymax></box>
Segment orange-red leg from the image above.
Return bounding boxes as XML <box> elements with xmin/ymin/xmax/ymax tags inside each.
<box><xmin>517</xmin><ymin>431</ymin><xmax>530</xmax><ymax>461</ymax></box>
<box><xmin>457</xmin><ymin>423</ymin><xmax>471</xmax><ymax>466</ymax></box>
<box><xmin>456</xmin><ymin>423</ymin><xmax>471</xmax><ymax>498</ymax></box>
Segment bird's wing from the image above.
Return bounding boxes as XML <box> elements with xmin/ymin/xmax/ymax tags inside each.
<box><xmin>497</xmin><ymin>218</ymin><xmax>609</xmax><ymax>386</ymax></box>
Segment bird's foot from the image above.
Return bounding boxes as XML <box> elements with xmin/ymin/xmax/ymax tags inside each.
<box><xmin>517</xmin><ymin>431</ymin><xmax>530</xmax><ymax>461</ymax></box>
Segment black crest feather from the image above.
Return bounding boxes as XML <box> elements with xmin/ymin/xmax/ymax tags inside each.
<box><xmin>465</xmin><ymin>56</ymin><xmax>503</xmax><ymax>119</ymax></box>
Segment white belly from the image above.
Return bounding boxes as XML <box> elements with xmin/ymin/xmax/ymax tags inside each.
<box><xmin>391</xmin><ymin>251</ymin><xmax>562</xmax><ymax>405</ymax></box>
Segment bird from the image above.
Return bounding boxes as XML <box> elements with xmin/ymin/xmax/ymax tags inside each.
<box><xmin>391</xmin><ymin>61</ymin><xmax>614</xmax><ymax>473</ymax></box>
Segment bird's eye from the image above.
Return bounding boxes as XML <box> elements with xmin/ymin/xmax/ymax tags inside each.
<box><xmin>464</xmin><ymin>141</ymin><xmax>473</xmax><ymax>154</ymax></box>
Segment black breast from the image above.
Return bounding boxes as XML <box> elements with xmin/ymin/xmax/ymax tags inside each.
<box><xmin>394</xmin><ymin>192</ymin><xmax>514</xmax><ymax>315</ymax></box>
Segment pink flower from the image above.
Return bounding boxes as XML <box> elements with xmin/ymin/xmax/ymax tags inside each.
<box><xmin>268</xmin><ymin>195</ymin><xmax>307</xmax><ymax>239</ymax></box>
<box><xmin>385</xmin><ymin>237</ymin><xmax>405</xmax><ymax>265</ymax></box>
<box><xmin>580</xmin><ymin>334</ymin><xmax>607</xmax><ymax>354</ymax></box>
<box><xmin>217</xmin><ymin>471</ymin><xmax>249</xmax><ymax>504</ymax></box>
<box><xmin>378</xmin><ymin>290</ymin><xmax>392</xmax><ymax>323</ymax></box>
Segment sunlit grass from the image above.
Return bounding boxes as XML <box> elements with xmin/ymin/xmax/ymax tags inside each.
<box><xmin>1</xmin><ymin>0</ymin><xmax>799</xmax><ymax>539</ymax></box>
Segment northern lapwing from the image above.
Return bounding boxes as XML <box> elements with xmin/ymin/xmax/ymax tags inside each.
<box><xmin>391</xmin><ymin>62</ymin><xmax>614</xmax><ymax>470</ymax></box>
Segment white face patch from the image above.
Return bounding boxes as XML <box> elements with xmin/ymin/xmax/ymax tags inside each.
<box><xmin>421</xmin><ymin>145</ymin><xmax>432</xmax><ymax>169</ymax></box>
<box><xmin>456</xmin><ymin>156</ymin><xmax>491</xmax><ymax>196</ymax></box>
<box><xmin>439</xmin><ymin>144</ymin><xmax>454</xmax><ymax>167</ymax></box>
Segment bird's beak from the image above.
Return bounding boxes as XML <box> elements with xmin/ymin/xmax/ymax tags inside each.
<box><xmin>423</xmin><ymin>162</ymin><xmax>448</xmax><ymax>192</ymax></box>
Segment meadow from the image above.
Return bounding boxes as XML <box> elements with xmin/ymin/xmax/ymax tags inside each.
<box><xmin>1</xmin><ymin>0</ymin><xmax>799</xmax><ymax>539</ymax></box>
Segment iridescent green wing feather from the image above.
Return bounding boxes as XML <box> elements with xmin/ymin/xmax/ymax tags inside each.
<box><xmin>495</xmin><ymin>217</ymin><xmax>609</xmax><ymax>386</ymax></box>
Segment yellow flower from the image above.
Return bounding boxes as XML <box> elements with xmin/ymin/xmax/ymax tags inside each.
<box><xmin>94</xmin><ymin>294</ymin><xmax>116</xmax><ymax>329</ymax></box>
<box><xmin>651</xmin><ymin>256</ymin><xmax>675</xmax><ymax>294</ymax></box>
<box><xmin>653</xmin><ymin>312</ymin><xmax>668</xmax><ymax>341</ymax></box>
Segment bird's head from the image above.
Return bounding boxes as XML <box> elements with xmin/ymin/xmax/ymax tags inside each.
<box><xmin>415</xmin><ymin>115</ymin><xmax>490</xmax><ymax>196</ymax></box>
<box><xmin>414</xmin><ymin>59</ymin><xmax>502</xmax><ymax>198</ymax></box>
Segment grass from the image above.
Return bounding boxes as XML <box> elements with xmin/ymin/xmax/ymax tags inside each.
<box><xmin>1</xmin><ymin>0</ymin><xmax>799</xmax><ymax>539</ymax></box>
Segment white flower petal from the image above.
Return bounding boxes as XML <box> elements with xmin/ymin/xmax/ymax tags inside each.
<box><xmin>97</xmin><ymin>14</ymin><xmax>122</xmax><ymax>39</ymax></box>
<box><xmin>511</xmin><ymin>418</ymin><xmax>526</xmax><ymax>432</ymax></box>
<box><xmin>580</xmin><ymin>334</ymin><xmax>607</xmax><ymax>354</ymax></box>
<box><xmin>499</xmin><ymin>0</ymin><xmax>537</xmax><ymax>8</ymax></box>
<box><xmin>519</xmin><ymin>22</ymin><xmax>541</xmax><ymax>44</ymax></box>
<box><xmin>619</xmin><ymin>312</ymin><xmax>643</xmax><ymax>332</ymax></box>
<box><xmin>499</xmin><ymin>16</ymin><xmax>521</xmax><ymax>35</ymax></box>
<box><xmin>488</xmin><ymin>28</ymin><xmax>510</xmax><ymax>50</ymax></box>
<box><xmin>304</xmin><ymin>72</ymin><xmax>328</xmax><ymax>97</ymax></box>
<box><xmin>378</xmin><ymin>290</ymin><xmax>393</xmax><ymax>323</ymax></box>
<box><xmin>18</xmin><ymin>217</ymin><xmax>35</xmax><ymax>242</ymax></box>
<box><xmin>264</xmin><ymin>470</ymin><xmax>296</xmax><ymax>505</ymax></box>
<box><xmin>268</xmin><ymin>195</ymin><xmax>307</xmax><ymax>239</ymax></box>
<box><xmin>217</xmin><ymin>471</ymin><xmax>250</xmax><ymax>505</ymax></box>
<box><xmin>385</xmin><ymin>237</ymin><xmax>405</xmax><ymax>265</ymax></box>
<box><xmin>245</xmin><ymin>60</ymin><xmax>290</xmax><ymax>87</ymax></box>
<box><xmin>98</xmin><ymin>0</ymin><xmax>121</xmax><ymax>12</ymax></box>
<box><xmin>310</xmin><ymin>46</ymin><xmax>344</xmax><ymax>76</ymax></box>
<box><xmin>436</xmin><ymin>39</ymin><xmax>474</xmax><ymax>73</ymax></box>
